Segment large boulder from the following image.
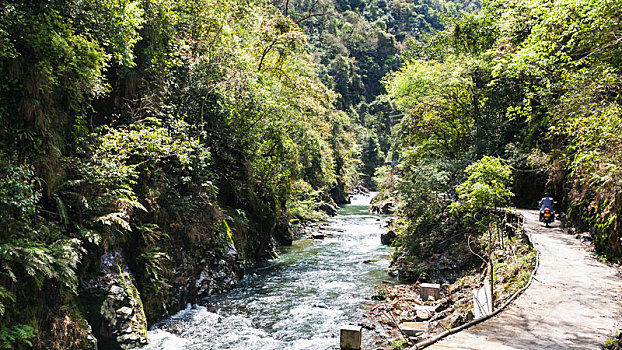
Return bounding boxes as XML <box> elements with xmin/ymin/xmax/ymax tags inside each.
<box><xmin>370</xmin><ymin>200</ymin><xmax>395</xmax><ymax>214</ymax></box>
<box><xmin>100</xmin><ymin>284</ymin><xmax>148</xmax><ymax>349</ymax></box>
<box><xmin>381</xmin><ymin>229</ymin><xmax>397</xmax><ymax>245</ymax></box>
<box><xmin>273</xmin><ymin>218</ymin><xmax>294</xmax><ymax>245</ymax></box>
<box><xmin>319</xmin><ymin>202</ymin><xmax>338</xmax><ymax>216</ymax></box>
<box><xmin>330</xmin><ymin>179</ymin><xmax>350</xmax><ymax>204</ymax></box>
<box><xmin>84</xmin><ymin>251</ymin><xmax>148</xmax><ymax>349</ymax></box>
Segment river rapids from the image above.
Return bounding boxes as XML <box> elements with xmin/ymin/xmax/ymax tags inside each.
<box><xmin>141</xmin><ymin>193</ymin><xmax>394</xmax><ymax>349</ymax></box>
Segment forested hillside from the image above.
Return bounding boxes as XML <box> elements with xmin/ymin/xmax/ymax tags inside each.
<box><xmin>382</xmin><ymin>0</ymin><xmax>622</xmax><ymax>282</ymax></box>
<box><xmin>285</xmin><ymin>0</ymin><xmax>480</xmax><ymax>185</ymax></box>
<box><xmin>0</xmin><ymin>0</ymin><xmax>472</xmax><ymax>348</ymax></box>
<box><xmin>0</xmin><ymin>0</ymin><xmax>359</xmax><ymax>348</ymax></box>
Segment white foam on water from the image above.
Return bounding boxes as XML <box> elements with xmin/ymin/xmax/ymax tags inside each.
<box><xmin>348</xmin><ymin>192</ymin><xmax>377</xmax><ymax>206</ymax></box>
<box><xmin>142</xmin><ymin>329</ymin><xmax>189</xmax><ymax>349</ymax></box>
<box><xmin>139</xmin><ymin>189</ymin><xmax>394</xmax><ymax>350</ymax></box>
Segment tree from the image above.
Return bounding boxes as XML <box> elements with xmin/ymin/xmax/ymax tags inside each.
<box><xmin>455</xmin><ymin>156</ymin><xmax>514</xmax><ymax>211</ymax></box>
<box><xmin>453</xmin><ymin>155</ymin><xmax>514</xmax><ymax>307</ymax></box>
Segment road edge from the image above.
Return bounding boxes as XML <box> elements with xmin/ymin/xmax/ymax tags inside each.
<box><xmin>410</xmin><ymin>210</ymin><xmax>540</xmax><ymax>350</ymax></box>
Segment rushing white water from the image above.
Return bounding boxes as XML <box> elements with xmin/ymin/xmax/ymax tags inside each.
<box><xmin>141</xmin><ymin>192</ymin><xmax>394</xmax><ymax>350</ymax></box>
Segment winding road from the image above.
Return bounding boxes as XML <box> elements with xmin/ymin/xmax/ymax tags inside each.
<box><xmin>427</xmin><ymin>209</ymin><xmax>622</xmax><ymax>349</ymax></box>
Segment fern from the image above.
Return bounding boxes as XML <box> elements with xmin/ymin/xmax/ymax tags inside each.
<box><xmin>141</xmin><ymin>249</ymin><xmax>172</xmax><ymax>290</ymax></box>
<box><xmin>96</xmin><ymin>212</ymin><xmax>132</xmax><ymax>231</ymax></box>
<box><xmin>0</xmin><ymin>287</ymin><xmax>15</xmax><ymax>317</ymax></box>
<box><xmin>78</xmin><ymin>227</ymin><xmax>103</xmax><ymax>245</ymax></box>
<box><xmin>136</xmin><ymin>223</ymin><xmax>166</xmax><ymax>245</ymax></box>
<box><xmin>0</xmin><ymin>324</ymin><xmax>35</xmax><ymax>349</ymax></box>
<box><xmin>116</xmin><ymin>196</ymin><xmax>148</xmax><ymax>212</ymax></box>
<box><xmin>0</xmin><ymin>238</ymin><xmax>84</xmax><ymax>294</ymax></box>
<box><xmin>54</xmin><ymin>194</ymin><xmax>69</xmax><ymax>225</ymax></box>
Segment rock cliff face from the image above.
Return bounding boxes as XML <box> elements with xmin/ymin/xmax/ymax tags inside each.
<box><xmin>82</xmin><ymin>251</ymin><xmax>148</xmax><ymax>349</ymax></box>
<box><xmin>77</xmin><ymin>198</ymin><xmax>286</xmax><ymax>349</ymax></box>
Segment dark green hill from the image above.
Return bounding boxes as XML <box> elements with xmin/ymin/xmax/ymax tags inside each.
<box><xmin>280</xmin><ymin>0</ymin><xmax>481</xmax><ymax>186</ymax></box>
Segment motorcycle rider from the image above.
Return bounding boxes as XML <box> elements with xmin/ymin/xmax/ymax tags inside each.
<box><xmin>539</xmin><ymin>193</ymin><xmax>555</xmax><ymax>222</ymax></box>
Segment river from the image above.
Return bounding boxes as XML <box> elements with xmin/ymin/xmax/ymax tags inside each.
<box><xmin>141</xmin><ymin>193</ymin><xmax>394</xmax><ymax>349</ymax></box>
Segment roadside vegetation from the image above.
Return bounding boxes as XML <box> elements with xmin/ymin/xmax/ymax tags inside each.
<box><xmin>368</xmin><ymin>155</ymin><xmax>537</xmax><ymax>347</ymax></box>
<box><xmin>380</xmin><ymin>0</ymin><xmax>622</xmax><ymax>282</ymax></box>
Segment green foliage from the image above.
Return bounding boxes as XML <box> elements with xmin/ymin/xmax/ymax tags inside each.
<box><xmin>381</xmin><ymin>16</ymin><xmax>517</xmax><ymax>268</ymax></box>
<box><xmin>454</xmin><ymin>156</ymin><xmax>514</xmax><ymax>211</ymax></box>
<box><xmin>372</xmin><ymin>163</ymin><xmax>394</xmax><ymax>191</ymax></box>
<box><xmin>288</xmin><ymin>0</ymin><xmax>478</xmax><ymax>108</ymax></box>
<box><xmin>0</xmin><ymin>161</ymin><xmax>41</xmax><ymax>240</ymax></box>
<box><xmin>0</xmin><ymin>239</ymin><xmax>84</xmax><ymax>294</ymax></box>
<box><xmin>391</xmin><ymin>337</ymin><xmax>408</xmax><ymax>350</ymax></box>
<box><xmin>0</xmin><ymin>0</ymin><xmax>141</xmax><ymax>157</ymax></box>
<box><xmin>286</xmin><ymin>180</ymin><xmax>326</xmax><ymax>220</ymax></box>
<box><xmin>0</xmin><ymin>237</ymin><xmax>83</xmax><ymax>348</ymax></box>
<box><xmin>66</xmin><ymin>122</ymin><xmax>211</xmax><ymax>239</ymax></box>
<box><xmin>281</xmin><ymin>0</ymin><xmax>480</xmax><ymax>185</ymax></box>
<box><xmin>385</xmin><ymin>55</ymin><xmax>485</xmax><ymax>161</ymax></box>
<box><xmin>0</xmin><ymin>163</ymin><xmax>39</xmax><ymax>217</ymax></box>
<box><xmin>0</xmin><ymin>287</ymin><xmax>14</xmax><ymax>318</ymax></box>
<box><xmin>255</xmin><ymin>9</ymin><xmax>307</xmax><ymax>72</ymax></box>
<box><xmin>605</xmin><ymin>333</ymin><xmax>621</xmax><ymax>349</ymax></box>
<box><xmin>485</xmin><ymin>0</ymin><xmax>622</xmax><ymax>259</ymax></box>
<box><xmin>0</xmin><ymin>324</ymin><xmax>35</xmax><ymax>349</ymax></box>
<box><xmin>382</xmin><ymin>2</ymin><xmax>548</xmax><ymax>280</ymax></box>
<box><xmin>387</xmin><ymin>0</ymin><xmax>622</xmax><ymax>271</ymax></box>
<box><xmin>79</xmin><ymin>0</ymin><xmax>145</xmax><ymax>66</ymax></box>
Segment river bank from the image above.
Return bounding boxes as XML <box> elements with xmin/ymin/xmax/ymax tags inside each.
<box><xmin>138</xmin><ymin>193</ymin><xmax>395</xmax><ymax>349</ymax></box>
<box><xmin>363</xmin><ymin>210</ymin><xmax>537</xmax><ymax>349</ymax></box>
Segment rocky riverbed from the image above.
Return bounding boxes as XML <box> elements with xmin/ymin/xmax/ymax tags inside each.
<box><xmin>361</xmin><ymin>280</ymin><xmax>478</xmax><ymax>349</ymax></box>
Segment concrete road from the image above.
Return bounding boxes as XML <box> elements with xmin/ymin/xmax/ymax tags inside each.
<box><xmin>427</xmin><ymin>209</ymin><xmax>622</xmax><ymax>349</ymax></box>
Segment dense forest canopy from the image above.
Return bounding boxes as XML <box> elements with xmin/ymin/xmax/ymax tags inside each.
<box><xmin>0</xmin><ymin>0</ymin><xmax>360</xmax><ymax>347</ymax></box>
<box><xmin>381</xmin><ymin>0</ymin><xmax>622</xmax><ymax>282</ymax></box>
<box><xmin>283</xmin><ymin>0</ymin><xmax>481</xmax><ymax>184</ymax></box>
<box><xmin>0</xmin><ymin>0</ymin><xmax>475</xmax><ymax>347</ymax></box>
<box><xmin>1</xmin><ymin>0</ymin><xmax>621</xmax><ymax>348</ymax></box>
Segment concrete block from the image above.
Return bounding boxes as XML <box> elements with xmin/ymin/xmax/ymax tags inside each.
<box><xmin>415</xmin><ymin>309</ymin><xmax>431</xmax><ymax>321</ymax></box>
<box><xmin>340</xmin><ymin>325</ymin><xmax>362</xmax><ymax>350</ymax></box>
<box><xmin>472</xmin><ymin>278</ymin><xmax>492</xmax><ymax>318</ymax></box>
<box><xmin>420</xmin><ymin>283</ymin><xmax>441</xmax><ymax>301</ymax></box>
<box><xmin>400</xmin><ymin>321</ymin><xmax>428</xmax><ymax>336</ymax></box>
<box><xmin>413</xmin><ymin>305</ymin><xmax>437</xmax><ymax>313</ymax></box>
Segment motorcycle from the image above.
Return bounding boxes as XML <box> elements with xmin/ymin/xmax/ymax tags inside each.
<box><xmin>540</xmin><ymin>207</ymin><xmax>554</xmax><ymax>227</ymax></box>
